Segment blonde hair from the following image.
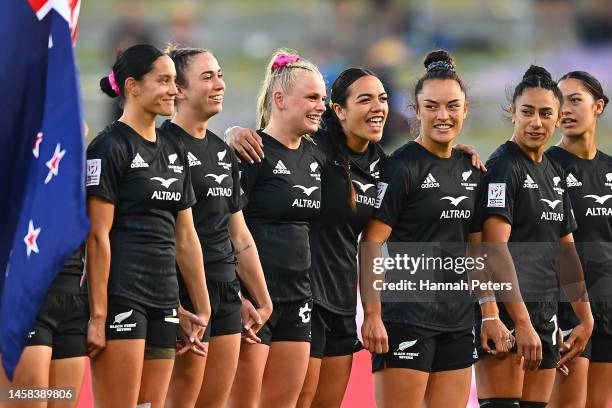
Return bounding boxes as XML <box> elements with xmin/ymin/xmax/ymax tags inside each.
<box><xmin>256</xmin><ymin>48</ymin><xmax>323</xmax><ymax>129</ymax></box>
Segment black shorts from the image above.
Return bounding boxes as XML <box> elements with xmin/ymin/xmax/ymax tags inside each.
<box><xmin>590</xmin><ymin>301</ymin><xmax>612</xmax><ymax>363</ymax></box>
<box><xmin>257</xmin><ymin>299</ymin><xmax>313</xmax><ymax>346</ymax></box>
<box><xmin>180</xmin><ymin>279</ymin><xmax>242</xmax><ymax>342</ymax></box>
<box><xmin>105</xmin><ymin>297</ymin><xmax>178</xmax><ymax>351</ymax></box>
<box><xmin>475</xmin><ymin>301</ymin><xmax>559</xmax><ymax>369</ymax></box>
<box><xmin>372</xmin><ymin>322</ymin><xmax>476</xmax><ymax>373</ymax></box>
<box><xmin>558</xmin><ymin>303</ymin><xmax>592</xmax><ymax>359</ymax></box>
<box><xmin>26</xmin><ymin>292</ymin><xmax>88</xmax><ymax>359</ymax></box>
<box><xmin>310</xmin><ymin>304</ymin><xmax>362</xmax><ymax>359</ymax></box>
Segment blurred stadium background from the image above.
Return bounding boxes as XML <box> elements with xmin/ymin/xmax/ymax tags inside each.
<box><xmin>77</xmin><ymin>0</ymin><xmax>612</xmax><ymax>158</ymax></box>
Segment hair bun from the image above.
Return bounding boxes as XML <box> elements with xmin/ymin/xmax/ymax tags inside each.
<box><xmin>523</xmin><ymin>65</ymin><xmax>552</xmax><ymax>81</ymax></box>
<box><xmin>99</xmin><ymin>76</ymin><xmax>119</xmax><ymax>98</ymax></box>
<box><xmin>423</xmin><ymin>50</ymin><xmax>455</xmax><ymax>71</ymax></box>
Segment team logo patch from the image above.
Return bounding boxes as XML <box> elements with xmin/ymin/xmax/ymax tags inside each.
<box><xmin>487</xmin><ymin>183</ymin><xmax>505</xmax><ymax>207</ymax></box>
<box><xmin>298</xmin><ymin>302</ymin><xmax>311</xmax><ymax>323</ymax></box>
<box><xmin>86</xmin><ymin>159</ymin><xmax>101</xmax><ymax>186</ymax></box>
<box><xmin>374</xmin><ymin>182</ymin><xmax>388</xmax><ymax>208</ymax></box>
<box><xmin>605</xmin><ymin>173</ymin><xmax>612</xmax><ymax>190</ymax></box>
<box><xmin>393</xmin><ymin>339</ymin><xmax>419</xmax><ymax>359</ymax></box>
<box><xmin>370</xmin><ymin>158</ymin><xmax>380</xmax><ymax>178</ymax></box>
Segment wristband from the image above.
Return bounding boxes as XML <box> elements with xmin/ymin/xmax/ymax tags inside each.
<box><xmin>482</xmin><ymin>317</ymin><xmax>500</xmax><ymax>322</ymax></box>
<box><xmin>223</xmin><ymin>126</ymin><xmax>240</xmax><ymax>140</ymax></box>
<box><xmin>478</xmin><ymin>295</ymin><xmax>496</xmax><ymax>305</ymax></box>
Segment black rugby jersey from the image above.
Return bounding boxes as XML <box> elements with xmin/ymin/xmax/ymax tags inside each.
<box><xmin>546</xmin><ymin>146</ymin><xmax>612</xmax><ymax>330</ymax></box>
<box><xmin>477</xmin><ymin>141</ymin><xmax>577</xmax><ymax>299</ymax></box>
<box><xmin>310</xmin><ymin>130</ymin><xmax>386</xmax><ymax>315</ymax></box>
<box><xmin>240</xmin><ymin>131</ymin><xmax>324</xmax><ymax>302</ymax></box>
<box><xmin>373</xmin><ymin>141</ymin><xmax>484</xmax><ymax>330</ymax></box>
<box><xmin>49</xmin><ymin>245</ymin><xmax>85</xmax><ymax>295</ymax></box>
<box><xmin>161</xmin><ymin>121</ymin><xmax>243</xmax><ymax>282</ymax></box>
<box><xmin>86</xmin><ymin>121</ymin><xmax>196</xmax><ymax>308</ymax></box>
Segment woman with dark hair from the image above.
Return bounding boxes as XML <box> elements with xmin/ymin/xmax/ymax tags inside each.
<box><xmin>225</xmin><ymin>63</ymin><xmax>485</xmax><ymax>408</ymax></box>
<box><xmin>474</xmin><ymin>66</ymin><xmax>593</xmax><ymax>408</ymax></box>
<box><xmin>86</xmin><ymin>44</ymin><xmax>210</xmax><ymax>408</ymax></box>
<box><xmin>161</xmin><ymin>45</ymin><xmax>272</xmax><ymax>408</ymax></box>
<box><xmin>547</xmin><ymin>71</ymin><xmax>611</xmax><ymax>408</ymax></box>
<box><xmin>360</xmin><ymin>50</ymin><xmax>496</xmax><ymax>408</ymax></box>
<box><xmin>294</xmin><ymin>67</ymin><xmax>388</xmax><ymax>407</ymax></box>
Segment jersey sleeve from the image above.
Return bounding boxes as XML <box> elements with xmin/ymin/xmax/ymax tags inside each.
<box><xmin>238</xmin><ymin>159</ymin><xmax>263</xmax><ymax>208</ymax></box>
<box><xmin>560</xmin><ymin>175</ymin><xmax>578</xmax><ymax>237</ymax></box>
<box><xmin>470</xmin><ymin>170</ymin><xmax>486</xmax><ymax>233</ymax></box>
<box><xmin>86</xmin><ymin>134</ymin><xmax>126</xmax><ymax>204</ymax></box>
<box><xmin>372</xmin><ymin>157</ymin><xmax>411</xmax><ymax>227</ymax></box>
<box><xmin>229</xmin><ymin>149</ymin><xmax>244</xmax><ymax>213</ymax></box>
<box><xmin>179</xmin><ymin>147</ymin><xmax>196</xmax><ymax>210</ymax></box>
<box><xmin>476</xmin><ymin>157</ymin><xmax>519</xmax><ymax>226</ymax></box>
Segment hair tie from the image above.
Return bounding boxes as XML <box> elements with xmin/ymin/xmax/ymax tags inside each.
<box><xmin>426</xmin><ymin>61</ymin><xmax>454</xmax><ymax>73</ymax></box>
<box><xmin>272</xmin><ymin>54</ymin><xmax>300</xmax><ymax>71</ymax></box>
<box><xmin>108</xmin><ymin>71</ymin><xmax>121</xmax><ymax>96</ymax></box>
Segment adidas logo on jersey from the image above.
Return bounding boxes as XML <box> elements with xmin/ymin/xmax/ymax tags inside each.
<box><xmin>421</xmin><ymin>173</ymin><xmax>439</xmax><ymax>189</ymax></box>
<box><xmin>523</xmin><ymin>174</ymin><xmax>538</xmax><ymax>189</ymax></box>
<box><xmin>130</xmin><ymin>153</ymin><xmax>149</xmax><ymax>168</ymax></box>
<box><xmin>188</xmin><ymin>152</ymin><xmax>201</xmax><ymax>166</ymax></box>
<box><xmin>273</xmin><ymin>160</ymin><xmax>291</xmax><ymax>175</ymax></box>
<box><xmin>566</xmin><ymin>173</ymin><xmax>582</xmax><ymax>187</ymax></box>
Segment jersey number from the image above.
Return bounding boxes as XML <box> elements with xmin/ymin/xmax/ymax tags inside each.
<box><xmin>549</xmin><ymin>314</ymin><xmax>558</xmax><ymax>346</ymax></box>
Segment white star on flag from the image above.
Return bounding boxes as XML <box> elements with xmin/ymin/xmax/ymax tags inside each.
<box><xmin>24</xmin><ymin>220</ymin><xmax>41</xmax><ymax>257</ymax></box>
<box><xmin>45</xmin><ymin>143</ymin><xmax>66</xmax><ymax>184</ymax></box>
<box><xmin>33</xmin><ymin>132</ymin><xmax>43</xmax><ymax>158</ymax></box>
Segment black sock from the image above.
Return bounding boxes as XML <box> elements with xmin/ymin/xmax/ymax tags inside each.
<box><xmin>519</xmin><ymin>401</ymin><xmax>547</xmax><ymax>407</ymax></box>
<box><xmin>478</xmin><ymin>398</ymin><xmax>520</xmax><ymax>407</ymax></box>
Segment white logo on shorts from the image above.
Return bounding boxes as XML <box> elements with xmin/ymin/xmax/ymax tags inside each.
<box><xmin>298</xmin><ymin>303</ymin><xmax>311</xmax><ymax>323</ymax></box>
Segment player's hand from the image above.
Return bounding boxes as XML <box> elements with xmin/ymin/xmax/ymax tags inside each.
<box><xmin>454</xmin><ymin>143</ymin><xmax>487</xmax><ymax>172</ymax></box>
<box><xmin>177</xmin><ymin>307</ymin><xmax>208</xmax><ymax>356</ymax></box>
<box><xmin>558</xmin><ymin>318</ymin><xmax>593</xmax><ymax>367</ymax></box>
<box><xmin>362</xmin><ymin>312</ymin><xmax>388</xmax><ymax>354</ymax></box>
<box><xmin>241</xmin><ymin>298</ymin><xmax>272</xmax><ymax>344</ymax></box>
<box><xmin>87</xmin><ymin>315</ymin><xmax>107</xmax><ymax>359</ymax></box>
<box><xmin>514</xmin><ymin>320</ymin><xmax>542</xmax><ymax>370</ymax></box>
<box><xmin>226</xmin><ymin>127</ymin><xmax>264</xmax><ymax>163</ymax></box>
<box><xmin>480</xmin><ymin>318</ymin><xmax>514</xmax><ymax>357</ymax></box>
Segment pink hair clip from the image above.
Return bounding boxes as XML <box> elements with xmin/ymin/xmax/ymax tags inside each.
<box><xmin>271</xmin><ymin>54</ymin><xmax>300</xmax><ymax>71</ymax></box>
<box><xmin>108</xmin><ymin>70</ymin><xmax>121</xmax><ymax>96</ymax></box>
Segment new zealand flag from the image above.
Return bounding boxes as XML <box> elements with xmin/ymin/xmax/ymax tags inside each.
<box><xmin>0</xmin><ymin>0</ymin><xmax>88</xmax><ymax>379</ymax></box>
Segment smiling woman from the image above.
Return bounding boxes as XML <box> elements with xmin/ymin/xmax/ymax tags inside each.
<box><xmin>360</xmin><ymin>49</ymin><xmax>488</xmax><ymax>408</ymax></box>
<box><xmin>86</xmin><ymin>44</ymin><xmax>211</xmax><ymax>408</ymax></box>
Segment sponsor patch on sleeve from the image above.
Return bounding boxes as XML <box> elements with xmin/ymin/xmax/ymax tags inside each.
<box><xmin>374</xmin><ymin>181</ymin><xmax>388</xmax><ymax>209</ymax></box>
<box><xmin>86</xmin><ymin>159</ymin><xmax>101</xmax><ymax>186</ymax></box>
<box><xmin>487</xmin><ymin>183</ymin><xmax>505</xmax><ymax>208</ymax></box>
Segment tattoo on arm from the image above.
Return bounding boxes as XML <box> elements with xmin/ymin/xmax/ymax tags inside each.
<box><xmin>234</xmin><ymin>243</ymin><xmax>252</xmax><ymax>255</ymax></box>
